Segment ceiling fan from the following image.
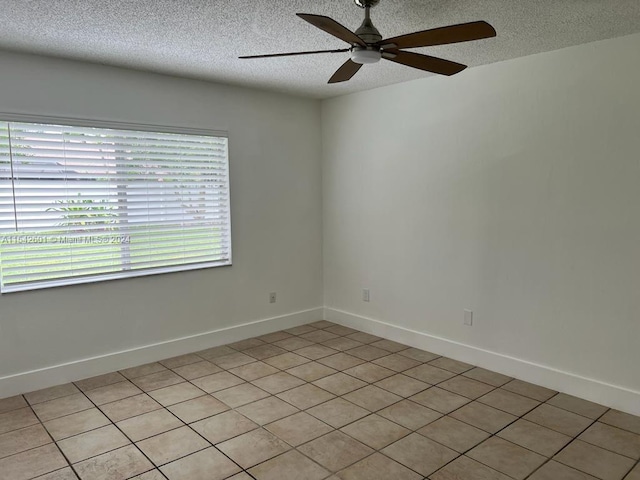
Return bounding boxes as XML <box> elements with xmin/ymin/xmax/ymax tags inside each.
<box><xmin>240</xmin><ymin>0</ymin><xmax>496</xmax><ymax>84</ymax></box>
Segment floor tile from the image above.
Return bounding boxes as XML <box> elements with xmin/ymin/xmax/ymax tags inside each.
<box><xmin>251</xmin><ymin>372</ymin><xmax>305</xmax><ymax>394</ymax></box>
<box><xmin>343</xmin><ymin>385</ymin><xmax>402</xmax><ymax>412</ymax></box>
<box><xmin>403</xmin><ymin>364</ymin><xmax>456</xmax><ymax>384</ymax></box>
<box><xmin>160</xmin><ymin>447</ymin><xmax>241</xmax><ymax>480</ymax></box>
<box><xmin>502</xmin><ymin>379</ymin><xmax>557</xmax><ymax>402</ymax></box>
<box><xmin>308</xmin><ymin>321</ymin><xmax>335</xmax><ymax>329</ymax></box>
<box><xmin>58</xmin><ymin>424</ymin><xmax>130</xmax><ymax>463</ymax></box>
<box><xmin>257</xmin><ymin>331</ymin><xmax>294</xmax><ymax>343</ymax></box>
<box><xmin>191</xmin><ymin>371</ymin><xmax>245</xmax><ymax>393</ymax></box>
<box><xmin>25</xmin><ymin>384</ymin><xmax>80</xmax><ymax>405</ymax></box>
<box><xmin>228</xmin><ymin>361</ymin><xmax>279</xmax><ymax>381</ymax></box>
<box><xmin>524</xmin><ymin>403</ymin><xmax>593</xmax><ymax>436</ymax></box>
<box><xmin>159</xmin><ymin>353</ymin><xmax>202</xmax><ymax>369</ymax></box>
<box><xmin>418</xmin><ymin>416</ymin><xmax>489</xmax><ymax>453</ymax></box>
<box><xmin>301</xmin><ymin>330</ymin><xmax>340</xmax><ymax>343</ymax></box>
<box><xmin>236</xmin><ymin>396</ymin><xmax>298</xmax><ymax>425</ymax></box>
<box><xmin>85</xmin><ymin>381</ymin><xmax>143</xmax><ymax>406</ymax></box>
<box><xmin>217</xmin><ymin>428</ymin><xmax>290</xmax><ymax>469</ymax></box>
<box><xmin>528</xmin><ymin>460</ymin><xmax>600</xmax><ymax>480</ymax></box>
<box><xmin>600</xmin><ymin>410</ymin><xmax>640</xmax><ymax>435</ymax></box>
<box><xmin>148</xmin><ymin>382</ymin><xmax>205</xmax><ymax>406</ymax></box>
<box><xmin>317</xmin><ymin>353</ymin><xmax>365</xmax><ymax>371</ymax></box>
<box><xmin>117</xmin><ymin>408</ymin><xmax>183</xmax><ymax>442</ymax></box>
<box><xmin>377</xmin><ymin>399</ymin><xmax>442</xmax><ymax>430</ymax></box>
<box><xmin>99</xmin><ymin>394</ymin><xmax>162</xmax><ymax>422</ymax></box>
<box><xmin>341</xmin><ymin>414</ymin><xmax>410</xmax><ymax>449</ymax></box>
<box><xmin>273</xmin><ymin>337</ymin><xmax>314</xmax><ymax>351</ymax></box>
<box><xmin>450</xmin><ymin>402</ymin><xmax>517</xmax><ymax>434</ymax></box>
<box><xmin>294</xmin><ymin>344</ymin><xmax>338</xmax><ymax>360</ymax></box>
<box><xmin>43</xmin><ymin>408</ymin><xmax>111</xmax><ymax>441</ymax></box>
<box><xmin>462</xmin><ymin>367</ymin><xmax>513</xmax><ymax>387</ymax></box>
<box><xmin>438</xmin><ymin>376</ymin><xmax>495</xmax><ymax>399</ymax></box>
<box><xmin>120</xmin><ymin>362</ymin><xmax>167</xmax><ymax>380</ymax></box>
<box><xmin>136</xmin><ymin>425</ymin><xmax>209</xmax><ymax>466</ymax></box>
<box><xmin>346</xmin><ymin>332</ymin><xmax>382</xmax><ymax>344</ymax></box>
<box><xmin>248</xmin><ymin>450</ymin><xmax>329</xmax><ymax>480</ymax></box>
<box><xmin>298</xmin><ymin>431</ymin><xmax>373</xmax><ymax>472</ymax></box>
<box><xmin>228</xmin><ymin>338</ymin><xmax>266</xmax><ymax>351</ymax></box>
<box><xmin>497</xmin><ymin>418</ymin><xmax>572</xmax><ymax>457</ymax></box>
<box><xmin>0</xmin><ymin>443</ymin><xmax>68</xmax><ymax>480</ymax></box>
<box><xmin>167</xmin><ymin>395</ymin><xmax>229</xmax><ymax>423</ymax></box>
<box><xmin>467</xmin><ymin>436</ymin><xmax>546</xmax><ymax>480</ymax></box>
<box><xmin>325</xmin><ymin>325</ymin><xmax>358</xmax><ymax>336</ymax></box>
<box><xmin>32</xmin><ymin>393</ymin><xmax>94</xmax><ymax>421</ymax></box>
<box><xmin>547</xmin><ymin>393</ymin><xmax>609</xmax><ymax>420</ymax></box>
<box><xmin>196</xmin><ymin>345</ymin><xmax>236</xmax><ymax>361</ymax></box>
<box><xmin>191</xmin><ymin>410</ymin><xmax>258</xmax><ymax>444</ymax></box>
<box><xmin>554</xmin><ymin>440</ymin><xmax>635</xmax><ymax>480</ymax></box>
<box><xmin>343</xmin><ymin>363</ymin><xmax>395</xmax><ymax>383</ymax></box>
<box><xmin>579</xmin><ymin>422</ymin><xmax>640</xmax><ymax>459</ymax></box>
<box><xmin>130</xmin><ymin>470</ymin><xmax>166</xmax><ymax>480</ymax></box>
<box><xmin>478</xmin><ymin>388</ymin><xmax>540</xmax><ymax>416</ymax></box>
<box><xmin>227</xmin><ymin>473</ymin><xmax>254</xmax><ymax>480</ymax></box>
<box><xmin>75</xmin><ymin>372</ymin><xmax>126</xmax><ymax>392</ymax></box>
<box><xmin>307</xmin><ymin>398</ymin><xmax>369</xmax><ymax>428</ymax></box>
<box><xmin>265</xmin><ymin>411</ymin><xmax>333</xmax><ymax>446</ymax></box>
<box><xmin>313</xmin><ymin>372</ymin><xmax>367</xmax><ymax>396</ymax></box>
<box><xmin>375</xmin><ymin>374</ymin><xmax>430</xmax><ymax>397</ymax></box>
<box><xmin>276</xmin><ymin>383</ymin><xmax>335</xmax><ymax>410</ymax></box>
<box><xmin>429</xmin><ymin>357</ymin><xmax>474</xmax><ymax>374</ymax></box>
<box><xmin>34</xmin><ymin>467</ymin><xmax>79</xmax><ymax>480</ymax></box>
<box><xmin>211</xmin><ymin>352</ymin><xmax>256</xmax><ymax>370</ymax></box>
<box><xmin>214</xmin><ymin>383</ymin><xmax>271</xmax><ymax>408</ymax></box>
<box><xmin>338</xmin><ymin>452</ymin><xmax>421</xmax><ymax>480</ymax></box>
<box><xmin>398</xmin><ymin>347</ymin><xmax>439</xmax><ymax>363</ymax></box>
<box><xmin>372</xmin><ymin>353</ymin><xmax>421</xmax><ymax>372</ymax></box>
<box><xmin>286</xmin><ymin>361</ymin><xmax>337</xmax><ymax>382</ymax></box>
<box><xmin>130</xmin><ymin>370</ymin><xmax>183</xmax><ymax>392</ymax></box>
<box><xmin>0</xmin><ymin>407</ymin><xmax>41</xmax><ymax>434</ymax></box>
<box><xmin>283</xmin><ymin>325</ymin><xmax>317</xmax><ymax>336</ymax></box>
<box><xmin>0</xmin><ymin>395</ymin><xmax>27</xmax><ymax>415</ymax></box>
<box><xmin>429</xmin><ymin>455</ymin><xmax>511</xmax><ymax>480</ymax></box>
<box><xmin>73</xmin><ymin>444</ymin><xmax>153</xmax><ymax>480</ymax></box>
<box><xmin>322</xmin><ymin>337</ymin><xmax>364</xmax><ymax>352</ymax></box>
<box><xmin>409</xmin><ymin>387</ymin><xmax>471</xmax><ymax>414</ymax></box>
<box><xmin>382</xmin><ymin>432</ymin><xmax>458</xmax><ymax>477</ymax></box>
<box><xmin>624</xmin><ymin>464</ymin><xmax>640</xmax><ymax>480</ymax></box>
<box><xmin>171</xmin><ymin>361</ymin><xmax>222</xmax><ymax>380</ymax></box>
<box><xmin>243</xmin><ymin>344</ymin><xmax>288</xmax><ymax>360</ymax></box>
<box><xmin>263</xmin><ymin>352</ymin><xmax>309</xmax><ymax>370</ymax></box>
<box><xmin>346</xmin><ymin>345</ymin><xmax>390</xmax><ymax>361</ymax></box>
<box><xmin>0</xmin><ymin>424</ymin><xmax>52</xmax><ymax>459</ymax></box>
<box><xmin>370</xmin><ymin>340</ymin><xmax>410</xmax><ymax>353</ymax></box>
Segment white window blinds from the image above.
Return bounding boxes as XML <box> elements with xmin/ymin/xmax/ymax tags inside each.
<box><xmin>0</xmin><ymin>120</ymin><xmax>231</xmax><ymax>293</ymax></box>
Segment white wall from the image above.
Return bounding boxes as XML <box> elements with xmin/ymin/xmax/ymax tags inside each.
<box><xmin>322</xmin><ymin>34</ymin><xmax>640</xmax><ymax>396</ymax></box>
<box><xmin>0</xmin><ymin>51</ymin><xmax>323</xmax><ymax>384</ymax></box>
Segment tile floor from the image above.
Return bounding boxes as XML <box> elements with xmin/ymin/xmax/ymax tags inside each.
<box><xmin>1</xmin><ymin>320</ymin><xmax>639</xmax><ymax>480</ymax></box>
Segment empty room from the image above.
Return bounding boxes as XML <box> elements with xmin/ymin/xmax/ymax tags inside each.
<box><xmin>0</xmin><ymin>1</ymin><xmax>638</xmax><ymax>479</ymax></box>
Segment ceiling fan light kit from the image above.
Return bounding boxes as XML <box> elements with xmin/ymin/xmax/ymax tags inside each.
<box><xmin>240</xmin><ymin>0</ymin><xmax>496</xmax><ymax>84</ymax></box>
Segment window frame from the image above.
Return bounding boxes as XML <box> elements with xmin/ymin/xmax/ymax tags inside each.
<box><xmin>0</xmin><ymin>112</ymin><xmax>232</xmax><ymax>293</ymax></box>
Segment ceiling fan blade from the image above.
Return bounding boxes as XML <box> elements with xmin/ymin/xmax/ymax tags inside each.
<box><xmin>297</xmin><ymin>13</ymin><xmax>366</xmax><ymax>47</ymax></box>
<box><xmin>239</xmin><ymin>48</ymin><xmax>350</xmax><ymax>59</ymax></box>
<box><xmin>379</xmin><ymin>21</ymin><xmax>496</xmax><ymax>49</ymax></box>
<box><xmin>329</xmin><ymin>59</ymin><xmax>363</xmax><ymax>84</ymax></box>
<box><xmin>384</xmin><ymin>50</ymin><xmax>467</xmax><ymax>76</ymax></box>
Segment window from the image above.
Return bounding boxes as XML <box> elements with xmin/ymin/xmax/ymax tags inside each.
<box><xmin>0</xmin><ymin>119</ymin><xmax>231</xmax><ymax>293</ymax></box>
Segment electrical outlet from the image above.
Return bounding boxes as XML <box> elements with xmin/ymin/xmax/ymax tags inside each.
<box><xmin>269</xmin><ymin>292</ymin><xmax>277</xmax><ymax>304</ymax></box>
<box><xmin>362</xmin><ymin>289</ymin><xmax>370</xmax><ymax>302</ymax></box>
<box><xmin>464</xmin><ymin>309</ymin><xmax>473</xmax><ymax>326</ymax></box>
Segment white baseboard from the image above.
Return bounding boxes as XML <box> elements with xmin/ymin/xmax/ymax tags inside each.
<box><xmin>0</xmin><ymin>307</ymin><xmax>323</xmax><ymax>397</ymax></box>
<box><xmin>324</xmin><ymin>307</ymin><xmax>640</xmax><ymax>417</ymax></box>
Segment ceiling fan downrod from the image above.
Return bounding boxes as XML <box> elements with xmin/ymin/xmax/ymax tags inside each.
<box><xmin>354</xmin><ymin>0</ymin><xmax>382</xmax><ymax>44</ymax></box>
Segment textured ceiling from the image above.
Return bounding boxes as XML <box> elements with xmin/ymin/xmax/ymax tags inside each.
<box><xmin>1</xmin><ymin>0</ymin><xmax>639</xmax><ymax>99</ymax></box>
